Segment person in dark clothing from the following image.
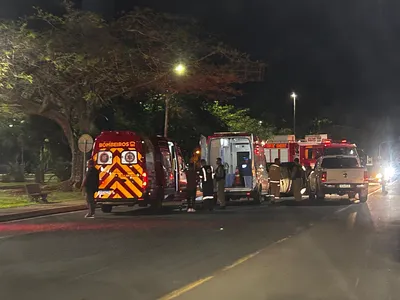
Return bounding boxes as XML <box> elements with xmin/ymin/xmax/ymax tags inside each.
<box><xmin>292</xmin><ymin>158</ymin><xmax>303</xmax><ymax>201</ymax></box>
<box><xmin>81</xmin><ymin>159</ymin><xmax>100</xmax><ymax>218</ymax></box>
<box><xmin>185</xmin><ymin>163</ymin><xmax>198</xmax><ymax>212</ymax></box>
<box><xmin>199</xmin><ymin>159</ymin><xmax>215</xmax><ymax>211</ymax></box>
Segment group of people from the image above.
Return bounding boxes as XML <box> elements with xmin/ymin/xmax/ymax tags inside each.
<box><xmin>81</xmin><ymin>155</ymin><xmax>306</xmax><ymax>218</ymax></box>
<box><xmin>185</xmin><ymin>158</ymin><xmax>226</xmax><ymax>212</ymax></box>
<box><xmin>268</xmin><ymin>157</ymin><xmax>304</xmax><ymax>203</ymax></box>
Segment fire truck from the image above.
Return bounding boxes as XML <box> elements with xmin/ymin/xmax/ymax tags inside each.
<box><xmin>263</xmin><ymin>135</ymin><xmax>298</xmax><ymax>163</ymax></box>
<box><xmin>262</xmin><ymin>134</ymin><xmax>359</xmax><ymax>195</ymax></box>
<box><xmin>298</xmin><ymin>135</ymin><xmax>359</xmax><ymax>169</ymax></box>
<box><xmin>200</xmin><ymin>132</ymin><xmax>269</xmax><ymax>203</ymax></box>
<box><xmin>92</xmin><ymin>131</ymin><xmax>187</xmax><ymax>213</ymax></box>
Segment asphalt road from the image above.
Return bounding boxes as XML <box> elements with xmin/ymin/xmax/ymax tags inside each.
<box><xmin>0</xmin><ymin>185</ymin><xmax>395</xmax><ymax>300</ymax></box>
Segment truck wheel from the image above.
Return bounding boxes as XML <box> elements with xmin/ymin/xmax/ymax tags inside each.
<box><xmin>101</xmin><ymin>205</ymin><xmax>113</xmax><ymax>213</ymax></box>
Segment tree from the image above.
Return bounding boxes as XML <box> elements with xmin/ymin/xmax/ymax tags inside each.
<box><xmin>308</xmin><ymin>117</ymin><xmax>333</xmax><ymax>134</ymax></box>
<box><xmin>206</xmin><ymin>102</ymin><xmax>275</xmax><ymax>140</ymax></box>
<box><xmin>0</xmin><ymin>4</ymin><xmax>262</xmax><ymax>186</ymax></box>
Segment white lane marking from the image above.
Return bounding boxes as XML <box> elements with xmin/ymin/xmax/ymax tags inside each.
<box><xmin>355</xmin><ymin>277</ymin><xmax>360</xmax><ymax>288</ymax></box>
<box><xmin>159</xmin><ymin>236</ymin><xmax>292</xmax><ymax>300</ymax></box>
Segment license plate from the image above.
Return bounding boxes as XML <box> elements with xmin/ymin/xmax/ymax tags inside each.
<box><xmin>339</xmin><ymin>184</ymin><xmax>351</xmax><ymax>188</ymax></box>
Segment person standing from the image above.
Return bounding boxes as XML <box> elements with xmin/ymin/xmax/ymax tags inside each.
<box><xmin>292</xmin><ymin>158</ymin><xmax>303</xmax><ymax>202</ymax></box>
<box><xmin>81</xmin><ymin>159</ymin><xmax>100</xmax><ymax>218</ymax></box>
<box><xmin>215</xmin><ymin>157</ymin><xmax>226</xmax><ymax>209</ymax></box>
<box><xmin>185</xmin><ymin>162</ymin><xmax>198</xmax><ymax>212</ymax></box>
<box><xmin>199</xmin><ymin>159</ymin><xmax>215</xmax><ymax>211</ymax></box>
<box><xmin>241</xmin><ymin>157</ymin><xmax>253</xmax><ymax>188</ymax></box>
<box><xmin>269</xmin><ymin>158</ymin><xmax>281</xmax><ymax>202</ymax></box>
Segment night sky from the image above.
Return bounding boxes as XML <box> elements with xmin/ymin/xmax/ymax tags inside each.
<box><xmin>1</xmin><ymin>0</ymin><xmax>400</xmax><ymax>137</ymax></box>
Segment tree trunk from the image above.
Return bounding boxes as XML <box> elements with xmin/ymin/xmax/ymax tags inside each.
<box><xmin>22</xmin><ymin>100</ymin><xmax>93</xmax><ymax>189</ymax></box>
<box><xmin>22</xmin><ymin>103</ymin><xmax>80</xmax><ymax>188</ymax></box>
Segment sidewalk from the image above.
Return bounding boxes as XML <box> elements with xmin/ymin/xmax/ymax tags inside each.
<box><xmin>0</xmin><ymin>200</ymin><xmax>86</xmax><ymax>222</ymax></box>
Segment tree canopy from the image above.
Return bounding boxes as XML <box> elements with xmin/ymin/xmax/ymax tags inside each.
<box><xmin>206</xmin><ymin>101</ymin><xmax>275</xmax><ymax>140</ymax></box>
<box><xmin>0</xmin><ymin>3</ymin><xmax>262</xmax><ymax>184</ymax></box>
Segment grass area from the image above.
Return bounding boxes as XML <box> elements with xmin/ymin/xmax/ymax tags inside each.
<box><xmin>0</xmin><ymin>190</ymin><xmax>83</xmax><ymax>209</ymax></box>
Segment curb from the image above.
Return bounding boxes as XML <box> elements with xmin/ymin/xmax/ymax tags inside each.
<box><xmin>0</xmin><ymin>205</ymin><xmax>87</xmax><ymax>223</ymax></box>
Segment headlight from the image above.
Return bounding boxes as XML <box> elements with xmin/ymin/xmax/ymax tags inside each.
<box><xmin>384</xmin><ymin>166</ymin><xmax>395</xmax><ymax>179</ymax></box>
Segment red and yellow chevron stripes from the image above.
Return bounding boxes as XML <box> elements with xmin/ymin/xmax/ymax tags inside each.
<box><xmin>93</xmin><ymin>147</ymin><xmax>145</xmax><ymax>200</ymax></box>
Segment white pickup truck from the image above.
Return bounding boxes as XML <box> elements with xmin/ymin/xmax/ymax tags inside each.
<box><xmin>308</xmin><ymin>155</ymin><xmax>369</xmax><ymax>202</ymax></box>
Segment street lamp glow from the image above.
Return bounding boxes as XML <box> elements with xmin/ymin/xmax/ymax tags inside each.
<box><xmin>174</xmin><ymin>63</ymin><xmax>186</xmax><ymax>76</ymax></box>
<box><xmin>291</xmin><ymin>92</ymin><xmax>297</xmax><ymax>100</ymax></box>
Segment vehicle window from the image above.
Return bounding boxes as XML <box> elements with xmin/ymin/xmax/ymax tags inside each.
<box><xmin>321</xmin><ymin>157</ymin><xmax>359</xmax><ymax>169</ymax></box>
<box><xmin>307</xmin><ymin>149</ymin><xmax>313</xmax><ymax>159</ymax></box>
<box><xmin>324</xmin><ymin>147</ymin><xmax>357</xmax><ymax>156</ymax></box>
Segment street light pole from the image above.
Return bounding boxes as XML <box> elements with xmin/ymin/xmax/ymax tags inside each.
<box><xmin>163</xmin><ymin>63</ymin><xmax>187</xmax><ymax>138</ymax></box>
<box><xmin>163</xmin><ymin>94</ymin><xmax>170</xmax><ymax>138</ymax></box>
<box><xmin>291</xmin><ymin>92</ymin><xmax>297</xmax><ymax>136</ymax></box>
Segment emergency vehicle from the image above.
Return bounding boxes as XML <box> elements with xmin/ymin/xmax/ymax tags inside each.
<box><xmin>298</xmin><ymin>135</ymin><xmax>359</xmax><ymax>169</ymax></box>
<box><xmin>200</xmin><ymin>132</ymin><xmax>269</xmax><ymax>203</ymax></box>
<box><xmin>263</xmin><ymin>135</ymin><xmax>298</xmax><ymax>163</ymax></box>
<box><xmin>92</xmin><ymin>131</ymin><xmax>187</xmax><ymax>213</ymax></box>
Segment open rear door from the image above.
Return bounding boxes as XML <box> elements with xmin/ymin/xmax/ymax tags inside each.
<box><xmin>200</xmin><ymin>135</ymin><xmax>208</xmax><ymax>161</ymax></box>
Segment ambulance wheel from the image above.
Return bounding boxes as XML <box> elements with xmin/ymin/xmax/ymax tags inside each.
<box><xmin>101</xmin><ymin>205</ymin><xmax>113</xmax><ymax>213</ymax></box>
<box><xmin>253</xmin><ymin>186</ymin><xmax>262</xmax><ymax>204</ymax></box>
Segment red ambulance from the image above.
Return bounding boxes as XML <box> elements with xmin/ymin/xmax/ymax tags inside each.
<box><xmin>92</xmin><ymin>131</ymin><xmax>187</xmax><ymax>213</ymax></box>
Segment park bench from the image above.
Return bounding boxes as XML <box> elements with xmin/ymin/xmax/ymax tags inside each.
<box><xmin>25</xmin><ymin>184</ymin><xmax>49</xmax><ymax>203</ymax></box>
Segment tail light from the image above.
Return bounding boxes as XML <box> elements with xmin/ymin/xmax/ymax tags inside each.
<box><xmin>142</xmin><ymin>172</ymin><xmax>148</xmax><ymax>188</ymax></box>
<box><xmin>321</xmin><ymin>172</ymin><xmax>327</xmax><ymax>182</ymax></box>
<box><xmin>364</xmin><ymin>171</ymin><xmax>369</xmax><ymax>182</ymax></box>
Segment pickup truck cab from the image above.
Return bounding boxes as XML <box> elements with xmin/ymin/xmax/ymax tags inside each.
<box><xmin>309</xmin><ymin>155</ymin><xmax>369</xmax><ymax>202</ymax></box>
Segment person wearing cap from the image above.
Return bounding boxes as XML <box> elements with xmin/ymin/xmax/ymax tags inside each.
<box><xmin>81</xmin><ymin>159</ymin><xmax>100</xmax><ymax>218</ymax></box>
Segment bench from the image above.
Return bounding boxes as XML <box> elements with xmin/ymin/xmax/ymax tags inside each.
<box><xmin>25</xmin><ymin>184</ymin><xmax>50</xmax><ymax>203</ymax></box>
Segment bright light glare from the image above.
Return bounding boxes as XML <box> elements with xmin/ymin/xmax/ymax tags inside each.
<box><xmin>291</xmin><ymin>92</ymin><xmax>297</xmax><ymax>100</ymax></box>
<box><xmin>384</xmin><ymin>166</ymin><xmax>395</xmax><ymax>179</ymax></box>
<box><xmin>174</xmin><ymin>63</ymin><xmax>186</xmax><ymax>75</ymax></box>
<box><xmin>300</xmin><ymin>188</ymin><xmax>306</xmax><ymax>195</ymax></box>
<box><xmin>376</xmin><ymin>173</ymin><xmax>383</xmax><ymax>179</ymax></box>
